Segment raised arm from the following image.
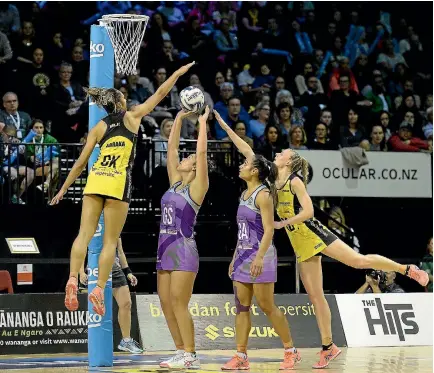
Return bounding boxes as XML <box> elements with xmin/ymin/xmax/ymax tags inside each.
<box><xmin>130</xmin><ymin>62</ymin><xmax>195</xmax><ymax>119</ymax></box>
<box><xmin>213</xmin><ymin>109</ymin><xmax>254</xmax><ymax>159</ymax></box>
<box><xmin>190</xmin><ymin>106</ymin><xmax>210</xmax><ymax>205</ymax></box>
<box><xmin>167</xmin><ymin>110</ymin><xmax>192</xmax><ymax>186</ymax></box>
<box><xmin>50</xmin><ymin>121</ymin><xmax>104</xmax><ymax>205</ymax></box>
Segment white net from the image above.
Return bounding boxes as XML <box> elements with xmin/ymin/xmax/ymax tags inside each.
<box><xmin>100</xmin><ymin>14</ymin><xmax>149</xmax><ymax>75</ymax></box>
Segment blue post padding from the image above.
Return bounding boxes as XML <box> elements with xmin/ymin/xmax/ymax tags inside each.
<box><xmin>88</xmin><ymin>25</ymin><xmax>114</xmax><ymax>368</ymax></box>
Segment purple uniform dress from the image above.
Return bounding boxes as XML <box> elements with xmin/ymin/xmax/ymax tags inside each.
<box><xmin>157</xmin><ymin>181</ymin><xmax>201</xmax><ymax>273</ymax></box>
<box><xmin>232</xmin><ymin>185</ymin><xmax>277</xmax><ymax>283</ymax></box>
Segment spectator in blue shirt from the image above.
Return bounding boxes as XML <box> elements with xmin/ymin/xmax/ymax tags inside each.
<box><xmin>249</xmin><ymin>102</ymin><xmax>270</xmax><ymax>147</ymax></box>
<box><xmin>252</xmin><ymin>63</ymin><xmax>274</xmax><ymax>90</ymax></box>
<box><xmin>214</xmin><ymin>96</ymin><xmax>251</xmax><ymax>139</ymax></box>
<box><xmin>0</xmin><ymin>4</ymin><xmax>20</xmax><ymax>35</ymax></box>
<box><xmin>213</xmin><ymin>82</ymin><xmax>234</xmax><ymax>114</ymax></box>
<box><xmin>213</xmin><ymin>17</ymin><xmax>239</xmax><ymax>54</ymax></box>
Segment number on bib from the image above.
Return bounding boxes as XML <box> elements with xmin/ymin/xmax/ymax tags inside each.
<box><xmin>237</xmin><ymin>218</ymin><xmax>250</xmax><ymax>244</ymax></box>
<box><xmin>162</xmin><ymin>202</ymin><xmax>176</xmax><ymax>227</ymax></box>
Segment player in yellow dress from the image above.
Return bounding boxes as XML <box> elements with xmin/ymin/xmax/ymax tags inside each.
<box><xmin>50</xmin><ymin>62</ymin><xmax>194</xmax><ymax>316</ymax></box>
<box><xmin>273</xmin><ymin>149</ymin><xmax>429</xmax><ymax>369</ymax></box>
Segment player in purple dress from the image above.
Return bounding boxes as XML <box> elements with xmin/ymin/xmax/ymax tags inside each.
<box><xmin>157</xmin><ymin>106</ymin><xmax>210</xmax><ymax>370</ymax></box>
<box><xmin>215</xmin><ymin>110</ymin><xmax>300</xmax><ymax>371</ymax></box>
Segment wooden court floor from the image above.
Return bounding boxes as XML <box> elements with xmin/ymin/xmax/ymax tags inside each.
<box><xmin>0</xmin><ymin>347</ymin><xmax>432</xmax><ymax>372</ymax></box>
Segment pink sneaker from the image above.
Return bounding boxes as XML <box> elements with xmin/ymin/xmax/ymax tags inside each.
<box><xmin>88</xmin><ymin>286</ymin><xmax>105</xmax><ymax>316</ymax></box>
<box><xmin>221</xmin><ymin>355</ymin><xmax>250</xmax><ymax>370</ymax></box>
<box><xmin>312</xmin><ymin>344</ymin><xmax>341</xmax><ymax>369</ymax></box>
<box><xmin>65</xmin><ymin>277</ymin><xmax>79</xmax><ymax>311</ymax></box>
<box><xmin>279</xmin><ymin>350</ymin><xmax>301</xmax><ymax>370</ymax></box>
<box><xmin>407</xmin><ymin>265</ymin><xmax>429</xmax><ymax>287</ymax></box>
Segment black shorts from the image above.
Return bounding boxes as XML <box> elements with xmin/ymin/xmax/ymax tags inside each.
<box><xmin>87</xmin><ymin>193</ymin><xmax>131</xmax><ymax>205</ymax></box>
<box><xmin>112</xmin><ymin>268</ymin><xmax>128</xmax><ymax>289</ymax></box>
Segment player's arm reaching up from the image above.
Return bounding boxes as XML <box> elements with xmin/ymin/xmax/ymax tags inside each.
<box><xmin>214</xmin><ymin>109</ymin><xmax>254</xmax><ymax>159</ymax></box>
<box><xmin>167</xmin><ymin>110</ymin><xmax>193</xmax><ymax>186</ymax></box>
<box><xmin>190</xmin><ymin>106</ymin><xmax>210</xmax><ymax>205</ymax></box>
<box><xmin>130</xmin><ymin>61</ymin><xmax>195</xmax><ymax>119</ymax></box>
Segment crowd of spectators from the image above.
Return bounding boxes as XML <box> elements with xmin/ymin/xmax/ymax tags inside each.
<box><xmin>0</xmin><ymin>2</ymin><xmax>432</xmax><ymax>155</ymax></box>
<box><xmin>0</xmin><ymin>1</ymin><xmax>432</xmax><ymax>203</ymax></box>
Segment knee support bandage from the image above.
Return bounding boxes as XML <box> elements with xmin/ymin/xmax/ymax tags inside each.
<box><xmin>234</xmin><ymin>286</ymin><xmax>251</xmax><ymax>314</ymax></box>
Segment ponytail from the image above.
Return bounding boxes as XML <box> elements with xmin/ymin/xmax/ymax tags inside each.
<box><xmin>84</xmin><ymin>87</ymin><xmax>122</xmax><ymax>114</ymax></box>
<box><xmin>252</xmin><ymin>154</ymin><xmax>279</xmax><ymax>206</ymax></box>
<box><xmin>290</xmin><ymin>152</ymin><xmax>309</xmax><ymax>186</ymax></box>
<box><xmin>300</xmin><ymin>158</ymin><xmax>309</xmax><ymax>188</ymax></box>
<box><xmin>266</xmin><ymin>161</ymin><xmax>279</xmax><ymax>206</ymax></box>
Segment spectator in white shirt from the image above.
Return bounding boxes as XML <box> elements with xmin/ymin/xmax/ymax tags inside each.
<box><xmin>157</xmin><ymin>3</ymin><xmax>185</xmax><ymax>26</ymax></box>
<box><xmin>153</xmin><ymin>118</ymin><xmax>175</xmax><ymax>168</ymax></box>
<box><xmin>377</xmin><ymin>39</ymin><xmax>407</xmax><ymax>72</ymax></box>
<box><xmin>399</xmin><ymin>26</ymin><xmax>423</xmax><ymax>55</ymax></box>
<box><xmin>0</xmin><ymin>30</ymin><xmax>12</xmax><ymax>63</ymax></box>
<box><xmin>0</xmin><ymin>92</ymin><xmax>31</xmax><ymax>140</ymax></box>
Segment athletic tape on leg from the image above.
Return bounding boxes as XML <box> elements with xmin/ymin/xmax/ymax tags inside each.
<box><xmin>88</xmin><ymin>24</ymin><xmax>114</xmax><ymax>367</ymax></box>
<box><xmin>234</xmin><ymin>286</ymin><xmax>251</xmax><ymax>314</ymax></box>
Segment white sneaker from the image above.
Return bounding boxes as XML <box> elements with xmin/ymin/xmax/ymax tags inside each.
<box><xmin>159</xmin><ymin>350</ymin><xmax>185</xmax><ymax>368</ymax></box>
<box><xmin>166</xmin><ymin>352</ymin><xmax>200</xmax><ymax>369</ymax></box>
<box><xmin>117</xmin><ymin>338</ymin><xmax>143</xmax><ymax>354</ymax></box>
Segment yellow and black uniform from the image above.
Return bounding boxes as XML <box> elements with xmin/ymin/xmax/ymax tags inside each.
<box><xmin>84</xmin><ymin>112</ymin><xmax>137</xmax><ymax>203</ymax></box>
<box><xmin>276</xmin><ymin>174</ymin><xmax>337</xmax><ymax>262</ymax></box>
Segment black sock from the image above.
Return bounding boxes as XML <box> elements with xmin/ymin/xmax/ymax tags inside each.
<box><xmin>322</xmin><ymin>342</ymin><xmax>333</xmax><ymax>351</ymax></box>
<box><xmin>404</xmin><ymin>265</ymin><xmax>410</xmax><ymax>276</ymax></box>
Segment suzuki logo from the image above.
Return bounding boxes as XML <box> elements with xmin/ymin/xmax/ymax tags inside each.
<box><xmin>90</xmin><ymin>41</ymin><xmax>104</xmax><ymax>58</ymax></box>
<box><xmin>363</xmin><ymin>298</ymin><xmax>419</xmax><ymax>341</ymax></box>
<box><xmin>205</xmin><ymin>325</ymin><xmax>219</xmax><ymax>340</ymax></box>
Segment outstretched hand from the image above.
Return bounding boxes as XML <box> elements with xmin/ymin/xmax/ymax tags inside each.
<box><xmin>177</xmin><ymin>109</ymin><xmax>195</xmax><ymax>119</ymax></box>
<box><xmin>198</xmin><ymin>105</ymin><xmax>210</xmax><ymax>123</ymax></box>
<box><xmin>177</xmin><ymin>61</ymin><xmax>195</xmax><ymax>76</ymax></box>
<box><xmin>213</xmin><ymin>110</ymin><xmax>230</xmax><ymax>132</ymax></box>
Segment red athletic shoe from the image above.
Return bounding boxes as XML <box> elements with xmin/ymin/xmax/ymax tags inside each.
<box><xmin>407</xmin><ymin>265</ymin><xmax>429</xmax><ymax>287</ymax></box>
<box><xmin>279</xmin><ymin>349</ymin><xmax>302</xmax><ymax>370</ymax></box>
<box><xmin>65</xmin><ymin>277</ymin><xmax>79</xmax><ymax>311</ymax></box>
<box><xmin>88</xmin><ymin>286</ymin><xmax>105</xmax><ymax>316</ymax></box>
<box><xmin>312</xmin><ymin>344</ymin><xmax>341</xmax><ymax>369</ymax></box>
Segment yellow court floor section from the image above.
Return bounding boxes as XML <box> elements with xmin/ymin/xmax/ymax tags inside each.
<box><xmin>0</xmin><ymin>347</ymin><xmax>432</xmax><ymax>373</ymax></box>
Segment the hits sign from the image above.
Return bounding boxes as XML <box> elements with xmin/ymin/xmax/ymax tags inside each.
<box><xmin>335</xmin><ymin>293</ymin><xmax>433</xmax><ymax>347</ymax></box>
